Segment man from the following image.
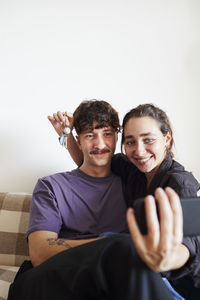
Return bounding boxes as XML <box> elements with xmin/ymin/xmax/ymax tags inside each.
<box><xmin>8</xmin><ymin>100</ymin><xmax>188</xmax><ymax>300</ymax></box>
<box><xmin>27</xmin><ymin>100</ymin><xmax>128</xmax><ymax>267</ymax></box>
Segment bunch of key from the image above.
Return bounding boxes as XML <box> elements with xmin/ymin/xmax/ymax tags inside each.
<box><xmin>59</xmin><ymin>127</ymin><xmax>71</xmax><ymax>148</ymax></box>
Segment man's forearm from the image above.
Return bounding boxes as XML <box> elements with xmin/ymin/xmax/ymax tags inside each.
<box><xmin>29</xmin><ymin>233</ymin><xmax>100</xmax><ymax>267</ymax></box>
<box><xmin>47</xmin><ymin>237</ymin><xmax>72</xmax><ymax>249</ymax></box>
<box><xmin>47</xmin><ymin>237</ymin><xmax>99</xmax><ymax>249</ymax></box>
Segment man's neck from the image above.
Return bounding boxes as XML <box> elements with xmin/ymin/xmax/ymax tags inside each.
<box><xmin>79</xmin><ymin>164</ymin><xmax>111</xmax><ymax>178</ymax></box>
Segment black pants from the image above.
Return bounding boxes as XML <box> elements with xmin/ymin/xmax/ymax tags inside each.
<box><xmin>8</xmin><ymin>234</ymin><xmax>173</xmax><ymax>300</ymax></box>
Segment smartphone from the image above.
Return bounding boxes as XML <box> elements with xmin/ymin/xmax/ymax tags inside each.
<box><xmin>132</xmin><ymin>197</ymin><xmax>200</xmax><ymax>236</ymax></box>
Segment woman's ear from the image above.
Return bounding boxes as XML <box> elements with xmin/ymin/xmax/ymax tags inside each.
<box><xmin>165</xmin><ymin>130</ymin><xmax>172</xmax><ymax>147</ymax></box>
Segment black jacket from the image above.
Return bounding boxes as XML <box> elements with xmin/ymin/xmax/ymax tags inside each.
<box><xmin>111</xmin><ymin>154</ymin><xmax>200</xmax><ymax>298</ymax></box>
<box><xmin>111</xmin><ymin>153</ymin><xmax>199</xmax><ymax>205</ymax></box>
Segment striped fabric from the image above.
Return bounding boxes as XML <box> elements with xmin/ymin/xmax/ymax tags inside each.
<box><xmin>0</xmin><ymin>192</ymin><xmax>31</xmax><ymax>300</ymax></box>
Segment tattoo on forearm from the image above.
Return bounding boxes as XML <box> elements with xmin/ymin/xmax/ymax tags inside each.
<box><xmin>47</xmin><ymin>238</ymin><xmax>72</xmax><ymax>249</ymax></box>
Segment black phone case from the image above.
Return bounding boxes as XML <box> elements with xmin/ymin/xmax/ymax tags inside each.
<box><xmin>133</xmin><ymin>197</ymin><xmax>200</xmax><ymax>236</ymax></box>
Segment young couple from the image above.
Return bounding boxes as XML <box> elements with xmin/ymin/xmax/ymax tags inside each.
<box><xmin>8</xmin><ymin>101</ymin><xmax>200</xmax><ymax>300</ymax></box>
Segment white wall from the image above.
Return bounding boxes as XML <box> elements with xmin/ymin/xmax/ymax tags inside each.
<box><xmin>0</xmin><ymin>0</ymin><xmax>199</xmax><ymax>193</ymax></box>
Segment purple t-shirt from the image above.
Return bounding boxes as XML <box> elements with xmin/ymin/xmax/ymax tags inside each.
<box><xmin>27</xmin><ymin>168</ymin><xmax>128</xmax><ymax>239</ymax></box>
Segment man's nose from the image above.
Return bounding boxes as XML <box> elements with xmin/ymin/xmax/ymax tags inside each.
<box><xmin>94</xmin><ymin>135</ymin><xmax>106</xmax><ymax>149</ymax></box>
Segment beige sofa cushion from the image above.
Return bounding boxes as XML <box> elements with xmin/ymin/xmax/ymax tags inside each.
<box><xmin>0</xmin><ymin>265</ymin><xmax>19</xmax><ymax>300</ymax></box>
<box><xmin>0</xmin><ymin>192</ymin><xmax>31</xmax><ymax>267</ymax></box>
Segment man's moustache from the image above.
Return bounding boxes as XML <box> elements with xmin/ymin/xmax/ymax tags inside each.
<box><xmin>90</xmin><ymin>149</ymin><xmax>111</xmax><ymax>155</ymax></box>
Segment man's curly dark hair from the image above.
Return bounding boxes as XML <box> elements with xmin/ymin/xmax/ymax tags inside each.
<box><xmin>73</xmin><ymin>100</ymin><xmax>120</xmax><ymax>134</ymax></box>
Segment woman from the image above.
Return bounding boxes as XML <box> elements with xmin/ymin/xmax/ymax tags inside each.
<box><xmin>48</xmin><ymin>103</ymin><xmax>200</xmax><ymax>299</ymax></box>
<box><xmin>111</xmin><ymin>103</ymin><xmax>199</xmax><ymax>207</ymax></box>
<box><xmin>111</xmin><ymin>104</ymin><xmax>200</xmax><ymax>300</ymax></box>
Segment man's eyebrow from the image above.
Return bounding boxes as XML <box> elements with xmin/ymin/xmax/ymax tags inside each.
<box><xmin>82</xmin><ymin>125</ymin><xmax>114</xmax><ymax>134</ymax></box>
<box><xmin>82</xmin><ymin>127</ymin><xmax>113</xmax><ymax>134</ymax></box>
<box><xmin>103</xmin><ymin>127</ymin><xmax>114</xmax><ymax>131</ymax></box>
<box><xmin>82</xmin><ymin>128</ymin><xmax>93</xmax><ymax>134</ymax></box>
<box><xmin>124</xmin><ymin>133</ymin><xmax>156</xmax><ymax>139</ymax></box>
<box><xmin>92</xmin><ymin>126</ymin><xmax>114</xmax><ymax>132</ymax></box>
<box><xmin>94</xmin><ymin>125</ymin><xmax>111</xmax><ymax>130</ymax></box>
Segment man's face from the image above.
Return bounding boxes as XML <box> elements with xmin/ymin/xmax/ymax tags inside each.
<box><xmin>77</xmin><ymin>122</ymin><xmax>118</xmax><ymax>169</ymax></box>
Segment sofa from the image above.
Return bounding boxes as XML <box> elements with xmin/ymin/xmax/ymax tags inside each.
<box><xmin>0</xmin><ymin>192</ymin><xmax>31</xmax><ymax>300</ymax></box>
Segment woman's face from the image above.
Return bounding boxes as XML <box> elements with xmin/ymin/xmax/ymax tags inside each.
<box><xmin>123</xmin><ymin>116</ymin><xmax>172</xmax><ymax>178</ymax></box>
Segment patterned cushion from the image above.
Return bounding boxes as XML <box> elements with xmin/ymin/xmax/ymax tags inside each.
<box><xmin>0</xmin><ymin>265</ymin><xmax>19</xmax><ymax>300</ymax></box>
<box><xmin>0</xmin><ymin>192</ymin><xmax>31</xmax><ymax>300</ymax></box>
<box><xmin>0</xmin><ymin>192</ymin><xmax>31</xmax><ymax>267</ymax></box>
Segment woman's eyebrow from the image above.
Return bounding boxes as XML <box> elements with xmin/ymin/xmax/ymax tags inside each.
<box><xmin>124</xmin><ymin>133</ymin><xmax>157</xmax><ymax>139</ymax></box>
<box><xmin>124</xmin><ymin>135</ymin><xmax>134</xmax><ymax>140</ymax></box>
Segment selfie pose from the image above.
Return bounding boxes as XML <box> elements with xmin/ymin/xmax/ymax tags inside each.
<box><xmin>8</xmin><ymin>101</ymin><xmax>200</xmax><ymax>300</ymax></box>
<box><xmin>49</xmin><ymin>102</ymin><xmax>200</xmax><ymax>299</ymax></box>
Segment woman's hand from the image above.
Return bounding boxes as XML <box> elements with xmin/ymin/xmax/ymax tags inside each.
<box><xmin>127</xmin><ymin>187</ymin><xmax>190</xmax><ymax>272</ymax></box>
<box><xmin>48</xmin><ymin>111</ymin><xmax>74</xmax><ymax>137</ymax></box>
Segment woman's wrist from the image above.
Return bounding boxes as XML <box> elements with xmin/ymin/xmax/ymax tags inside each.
<box><xmin>169</xmin><ymin>244</ymin><xmax>190</xmax><ymax>271</ymax></box>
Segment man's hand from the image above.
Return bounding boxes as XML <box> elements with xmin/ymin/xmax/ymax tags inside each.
<box><xmin>127</xmin><ymin>187</ymin><xmax>190</xmax><ymax>272</ymax></box>
<box><xmin>48</xmin><ymin>111</ymin><xmax>74</xmax><ymax>137</ymax></box>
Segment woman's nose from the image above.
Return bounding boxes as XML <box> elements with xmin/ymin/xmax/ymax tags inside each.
<box><xmin>134</xmin><ymin>142</ymin><xmax>146</xmax><ymax>156</ymax></box>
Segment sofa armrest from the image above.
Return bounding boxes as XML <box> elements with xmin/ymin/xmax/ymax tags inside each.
<box><xmin>0</xmin><ymin>192</ymin><xmax>31</xmax><ymax>267</ymax></box>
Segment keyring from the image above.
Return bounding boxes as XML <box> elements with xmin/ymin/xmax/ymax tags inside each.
<box><xmin>59</xmin><ymin>127</ymin><xmax>71</xmax><ymax>147</ymax></box>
